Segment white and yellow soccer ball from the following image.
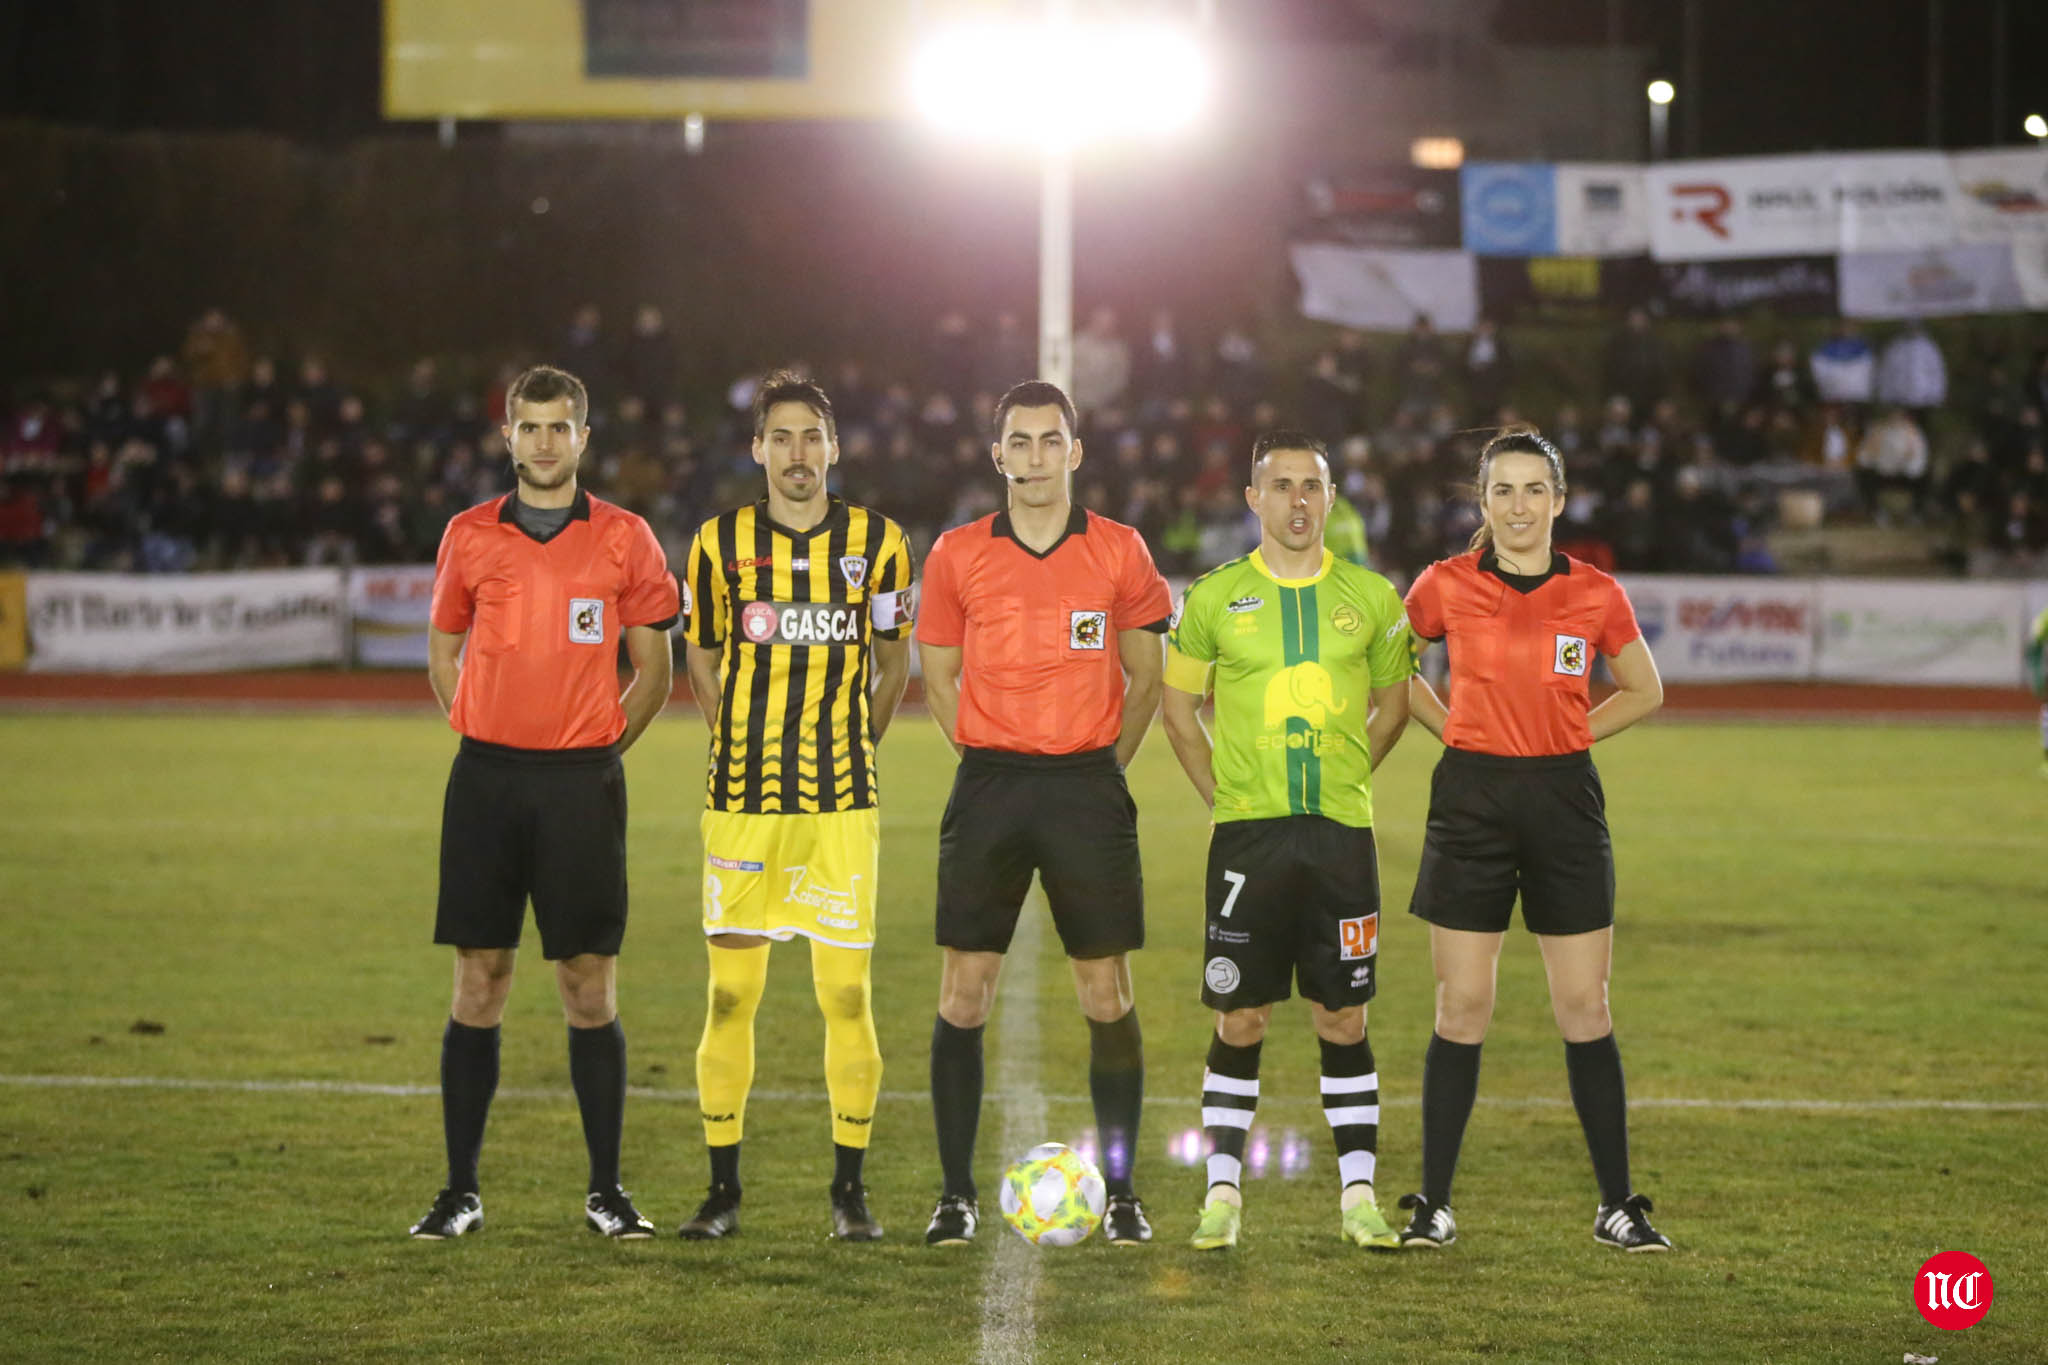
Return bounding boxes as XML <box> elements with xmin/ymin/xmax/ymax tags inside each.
<box><xmin>998</xmin><ymin>1142</ymin><xmax>1107</xmax><ymax>1247</ymax></box>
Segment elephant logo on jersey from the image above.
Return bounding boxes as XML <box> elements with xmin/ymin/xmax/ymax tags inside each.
<box><xmin>1554</xmin><ymin>634</ymin><xmax>1588</xmax><ymax>676</ymax></box>
<box><xmin>1262</xmin><ymin>660</ymin><xmax>1349</xmax><ymax>730</ymax></box>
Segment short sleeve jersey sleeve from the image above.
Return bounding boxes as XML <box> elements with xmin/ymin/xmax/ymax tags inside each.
<box><xmin>1404</xmin><ymin>562</ymin><xmax>1445</xmax><ymax>643</ymax></box>
<box><xmin>1364</xmin><ymin>575</ymin><xmax>1415</xmax><ymax>688</ymax></box>
<box><xmin>1595</xmin><ymin>572</ymin><xmax>1641</xmax><ymax>659</ymax></box>
<box><xmin>429</xmin><ymin>517</ymin><xmax>475</xmax><ymax>634</ymax></box>
<box><xmin>682</xmin><ymin>519</ymin><xmax>727</xmax><ymax>648</ymax></box>
<box><xmin>913</xmin><ymin>531</ymin><xmax>965</xmax><ymax>648</ymax></box>
<box><xmin>1112</xmin><ymin>525</ymin><xmax>1173</xmax><ymax>631</ymax></box>
<box><xmin>619</xmin><ymin>516</ymin><xmax>682</xmax><ymax>629</ymax></box>
<box><xmin>1163</xmin><ymin>576</ymin><xmax>1219</xmax><ymax>694</ymax></box>
<box><xmin>870</xmin><ymin>521</ymin><xmax>916</xmax><ymax>640</ymax></box>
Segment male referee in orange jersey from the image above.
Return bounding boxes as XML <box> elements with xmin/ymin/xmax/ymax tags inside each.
<box><xmin>409</xmin><ymin>365</ymin><xmax>679</xmax><ymax>1242</ymax></box>
<box><xmin>916</xmin><ymin>379</ymin><xmax>1172</xmax><ymax>1247</ymax></box>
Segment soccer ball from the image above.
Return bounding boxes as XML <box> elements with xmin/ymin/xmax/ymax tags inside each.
<box><xmin>998</xmin><ymin>1142</ymin><xmax>1106</xmax><ymax>1247</ymax></box>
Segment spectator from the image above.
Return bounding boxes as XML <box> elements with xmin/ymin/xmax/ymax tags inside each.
<box><xmin>1856</xmin><ymin>407</ymin><xmax>1930</xmax><ymax>521</ymax></box>
<box><xmin>1875</xmin><ymin>320</ymin><xmax>1946</xmax><ymax>428</ymax></box>
<box><xmin>1302</xmin><ymin>349</ymin><xmax>1363</xmax><ymax>441</ymax></box>
<box><xmin>1754</xmin><ymin>337</ymin><xmax>1816</xmax><ymax>413</ymax></box>
<box><xmin>1133</xmin><ymin>309</ymin><xmax>1190</xmax><ymax>405</ymax></box>
<box><xmin>293</xmin><ymin>356</ymin><xmax>341</xmax><ymax>432</ymax></box>
<box><xmin>623</xmin><ymin>304</ymin><xmax>678</xmax><ymax>407</ymax></box>
<box><xmin>1693</xmin><ymin>316</ymin><xmax>1756</xmax><ymax>425</ymax></box>
<box><xmin>1213</xmin><ymin>324</ymin><xmax>1263</xmax><ymax>406</ymax></box>
<box><xmin>1332</xmin><ymin>327</ymin><xmax>1373</xmax><ymax>390</ymax></box>
<box><xmin>1394</xmin><ymin>313</ymin><xmax>1449</xmax><ymax>415</ymax></box>
<box><xmin>974</xmin><ymin>311</ymin><xmax>1036</xmax><ymax>398</ymax></box>
<box><xmin>1658</xmin><ymin>465</ymin><xmax>1739</xmax><ymax>573</ymax></box>
<box><xmin>180</xmin><ymin>308</ymin><xmax>250</xmax><ymax>449</ymax></box>
<box><xmin>930</xmin><ymin>309</ymin><xmax>976</xmax><ymax>399</ymax></box>
<box><xmin>1802</xmin><ymin>404</ymin><xmax>1859</xmax><ymax>474</ymax></box>
<box><xmin>0</xmin><ymin>476</ymin><xmax>46</xmax><ymax>566</ymax></box>
<box><xmin>1601</xmin><ymin>307</ymin><xmax>1669</xmax><ymax>418</ymax></box>
<box><xmin>1809</xmin><ymin>322</ymin><xmax>1875</xmax><ymax>409</ymax></box>
<box><xmin>1070</xmin><ymin>307</ymin><xmax>1131</xmax><ymax>415</ymax></box>
<box><xmin>1462</xmin><ymin>316</ymin><xmax>1514</xmax><ymax>422</ymax></box>
<box><xmin>563</xmin><ymin>304</ymin><xmax>611</xmax><ymax>396</ymax></box>
<box><xmin>391</xmin><ymin>359</ymin><xmax>452</xmax><ymax>447</ymax></box>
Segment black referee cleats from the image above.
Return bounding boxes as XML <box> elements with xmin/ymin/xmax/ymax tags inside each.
<box><xmin>678</xmin><ymin>1184</ymin><xmax>742</xmax><ymax>1240</ymax></box>
<box><xmin>925</xmin><ymin>1194</ymin><xmax>978</xmax><ymax>1246</ymax></box>
<box><xmin>584</xmin><ymin>1186</ymin><xmax>657</xmax><ymax>1239</ymax></box>
<box><xmin>1103</xmin><ymin>1193</ymin><xmax>1153</xmax><ymax>1246</ymax></box>
<box><xmin>409</xmin><ymin>1189</ymin><xmax>483</xmax><ymax>1240</ymax></box>
<box><xmin>1397</xmin><ymin>1193</ymin><xmax>1457</xmax><ymax>1249</ymax></box>
<box><xmin>1594</xmin><ymin>1193</ymin><xmax>1672</xmax><ymax>1252</ymax></box>
<box><xmin>830</xmin><ymin>1182</ymin><xmax>884</xmax><ymax>1242</ymax></box>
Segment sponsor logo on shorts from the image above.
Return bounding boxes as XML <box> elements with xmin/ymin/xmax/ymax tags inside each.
<box><xmin>1208</xmin><ymin>926</ymin><xmax>1251</xmax><ymax>945</ymax></box>
<box><xmin>1339</xmin><ymin>913</ymin><xmax>1378</xmax><ymax>960</ymax></box>
<box><xmin>569</xmin><ymin>598</ymin><xmax>605</xmax><ymax>644</ymax></box>
<box><xmin>1554</xmin><ymin>633</ymin><xmax>1588</xmax><ymax>676</ymax></box>
<box><xmin>739</xmin><ymin>600</ymin><xmax>864</xmax><ymax>646</ymax></box>
<box><xmin>784</xmin><ymin>865</ymin><xmax>863</xmax><ymax>931</ymax></box>
<box><xmin>707</xmin><ymin>855</ymin><xmax>765</xmax><ymax>872</ymax></box>
<box><xmin>839</xmin><ymin>555</ymin><xmax>868</xmax><ymax>588</ymax></box>
<box><xmin>1330</xmin><ymin>603</ymin><xmax>1361</xmax><ymax>635</ymax></box>
<box><xmin>1226</xmin><ymin>595</ymin><xmax>1264</xmax><ymax>614</ymax></box>
<box><xmin>1351</xmin><ymin>963</ymin><xmax>1372</xmax><ymax>987</ymax></box>
<box><xmin>1070</xmin><ymin>610</ymin><xmax>1108</xmax><ymax>649</ymax></box>
<box><xmin>1204</xmin><ymin>956</ymin><xmax>1242</xmax><ymax>994</ymax></box>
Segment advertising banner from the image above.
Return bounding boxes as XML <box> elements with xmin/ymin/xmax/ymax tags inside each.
<box><xmin>1814</xmin><ymin>580</ymin><xmax>2024</xmax><ymax>686</ymax></box>
<box><xmin>1460</xmin><ymin>163</ymin><xmax>1557</xmax><ymax>256</ymax></box>
<box><xmin>349</xmin><ymin>565</ymin><xmax>438</xmax><ymax>669</ymax></box>
<box><xmin>1648</xmin><ymin>152</ymin><xmax>1959</xmax><ymax>261</ymax></box>
<box><xmin>1621</xmin><ymin>576</ymin><xmax>1818</xmax><ymax>681</ymax></box>
<box><xmin>1950</xmin><ymin>148</ymin><xmax>2048</xmax><ymax>242</ymax></box>
<box><xmin>1654</xmin><ymin>255</ymin><xmax>1839</xmax><ymax>316</ymax></box>
<box><xmin>0</xmin><ymin>570</ymin><xmax>25</xmax><ymax>670</ymax></box>
<box><xmin>1554</xmin><ymin>163</ymin><xmax>1650</xmax><ymax>256</ymax></box>
<box><xmin>1838</xmin><ymin>243</ymin><xmax>2027</xmax><ymax>319</ymax></box>
<box><xmin>25</xmin><ymin>570</ymin><xmax>346</xmax><ymax>673</ymax></box>
<box><xmin>1301</xmin><ymin>169</ymin><xmax>1462</xmax><ymax>249</ymax></box>
<box><xmin>1290</xmin><ymin>242</ymin><xmax>1479</xmax><ymax>332</ymax></box>
<box><xmin>1476</xmin><ymin>255</ymin><xmax>1656</xmax><ymax>324</ymax></box>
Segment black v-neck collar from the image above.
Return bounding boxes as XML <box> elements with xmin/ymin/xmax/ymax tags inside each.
<box><xmin>499</xmin><ymin>489</ymin><xmax>590</xmax><ymax>544</ymax></box>
<box><xmin>1480</xmin><ymin>549</ymin><xmax>1570</xmax><ymax>594</ymax></box>
<box><xmin>992</xmin><ymin>505</ymin><xmax>1088</xmax><ymax>560</ymax></box>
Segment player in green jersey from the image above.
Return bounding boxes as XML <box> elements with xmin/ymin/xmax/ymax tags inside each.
<box><xmin>1160</xmin><ymin>430</ymin><xmax>1414</xmax><ymax>1252</ymax></box>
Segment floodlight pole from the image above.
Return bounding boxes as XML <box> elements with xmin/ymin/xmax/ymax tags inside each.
<box><xmin>1038</xmin><ymin>135</ymin><xmax>1075</xmax><ymax>392</ymax></box>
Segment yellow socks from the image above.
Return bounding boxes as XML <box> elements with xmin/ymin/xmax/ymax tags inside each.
<box><xmin>811</xmin><ymin>941</ymin><xmax>882</xmax><ymax>1149</ymax></box>
<box><xmin>695</xmin><ymin>942</ymin><xmax>768</xmax><ymax>1146</ymax></box>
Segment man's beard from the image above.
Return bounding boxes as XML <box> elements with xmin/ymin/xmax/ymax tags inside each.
<box><xmin>515</xmin><ymin>460</ymin><xmax>574</xmax><ymax>490</ymax></box>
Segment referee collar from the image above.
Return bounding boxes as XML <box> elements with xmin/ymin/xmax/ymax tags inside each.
<box><xmin>756</xmin><ymin>493</ymin><xmax>850</xmax><ymax>540</ymax></box>
<box><xmin>1479</xmin><ymin>549</ymin><xmax>1570</xmax><ymax>594</ymax></box>
<box><xmin>992</xmin><ymin>505</ymin><xmax>1088</xmax><ymax>560</ymax></box>
<box><xmin>498</xmin><ymin>489</ymin><xmax>591</xmax><ymax>538</ymax></box>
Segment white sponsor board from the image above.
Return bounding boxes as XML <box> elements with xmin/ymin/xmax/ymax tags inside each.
<box><xmin>1621</xmin><ymin>576</ymin><xmax>1817</xmax><ymax>682</ymax></box>
<box><xmin>349</xmin><ymin>565</ymin><xmax>438</xmax><ymax>668</ymax></box>
<box><xmin>27</xmin><ymin>570</ymin><xmax>346</xmax><ymax>672</ymax></box>
<box><xmin>1950</xmin><ymin>148</ymin><xmax>2048</xmax><ymax>242</ymax></box>
<box><xmin>1649</xmin><ymin>152</ymin><xmax>1959</xmax><ymax>261</ymax></box>
<box><xmin>1290</xmin><ymin>242</ymin><xmax>1479</xmax><ymax>332</ymax></box>
<box><xmin>1838</xmin><ymin>242</ymin><xmax>2027</xmax><ymax>319</ymax></box>
<box><xmin>1814</xmin><ymin>580</ymin><xmax>2025</xmax><ymax>686</ymax></box>
<box><xmin>1554</xmin><ymin>162</ymin><xmax>1649</xmax><ymax>257</ymax></box>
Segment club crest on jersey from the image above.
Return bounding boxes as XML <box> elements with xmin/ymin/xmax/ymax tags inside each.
<box><xmin>839</xmin><ymin>556</ymin><xmax>868</xmax><ymax>588</ymax></box>
<box><xmin>1330</xmin><ymin>603</ymin><xmax>1362</xmax><ymax>635</ymax></box>
<box><xmin>1554</xmin><ymin>634</ymin><xmax>1588</xmax><ymax>676</ymax></box>
<box><xmin>1338</xmin><ymin>913</ymin><xmax>1378</xmax><ymax>961</ymax></box>
<box><xmin>1070</xmin><ymin>610</ymin><xmax>1108</xmax><ymax>650</ymax></box>
<box><xmin>569</xmin><ymin>598</ymin><xmax>605</xmax><ymax>644</ymax></box>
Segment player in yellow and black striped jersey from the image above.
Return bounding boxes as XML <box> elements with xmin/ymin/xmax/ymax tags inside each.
<box><xmin>675</xmin><ymin>371</ymin><xmax>914</xmax><ymax>1245</ymax></box>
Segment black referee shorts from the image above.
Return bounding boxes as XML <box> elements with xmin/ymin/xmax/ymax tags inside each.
<box><xmin>435</xmin><ymin>737</ymin><xmax>629</xmax><ymax>961</ymax></box>
<box><xmin>1408</xmin><ymin>746</ymin><xmax>1614</xmax><ymax>936</ymax></box>
<box><xmin>935</xmin><ymin>746</ymin><xmax>1144</xmax><ymax>959</ymax></box>
<box><xmin>1200</xmin><ymin>815</ymin><xmax>1381</xmax><ymax>1012</ymax></box>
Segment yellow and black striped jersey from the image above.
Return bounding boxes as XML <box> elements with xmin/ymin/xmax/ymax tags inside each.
<box><xmin>682</xmin><ymin>497</ymin><xmax>914</xmax><ymax>814</ymax></box>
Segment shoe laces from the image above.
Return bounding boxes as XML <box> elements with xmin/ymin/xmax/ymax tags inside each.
<box><xmin>430</xmin><ymin>1188</ymin><xmax>471</xmax><ymax>1218</ymax></box>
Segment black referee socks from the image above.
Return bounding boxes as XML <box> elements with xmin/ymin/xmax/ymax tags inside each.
<box><xmin>568</xmin><ymin>1018</ymin><xmax>627</xmax><ymax>1195</ymax></box>
<box><xmin>1565</xmin><ymin>1033</ymin><xmax>1632</xmax><ymax>1207</ymax></box>
<box><xmin>440</xmin><ymin>1019</ymin><xmax>500</xmax><ymax>1196</ymax></box>
<box><xmin>1420</xmin><ymin>1033</ymin><xmax>1482</xmax><ymax>1208</ymax></box>
<box><xmin>1087</xmin><ymin>1009</ymin><xmax>1144</xmax><ymax>1196</ymax></box>
<box><xmin>930</xmin><ymin>1016</ymin><xmax>984</xmax><ymax>1202</ymax></box>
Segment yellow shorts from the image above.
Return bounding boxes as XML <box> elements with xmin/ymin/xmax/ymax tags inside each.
<box><xmin>699</xmin><ymin>807</ymin><xmax>881</xmax><ymax>949</ymax></box>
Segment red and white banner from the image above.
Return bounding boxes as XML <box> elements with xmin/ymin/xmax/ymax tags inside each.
<box><xmin>1620</xmin><ymin>576</ymin><xmax>1817</xmax><ymax>681</ymax></box>
<box><xmin>348</xmin><ymin>565</ymin><xmax>437</xmax><ymax>668</ymax></box>
<box><xmin>26</xmin><ymin>570</ymin><xmax>346</xmax><ymax>672</ymax></box>
<box><xmin>1648</xmin><ymin>152</ymin><xmax>1960</xmax><ymax>261</ymax></box>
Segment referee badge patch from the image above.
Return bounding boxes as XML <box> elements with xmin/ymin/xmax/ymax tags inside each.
<box><xmin>1553</xmin><ymin>633</ymin><xmax>1588</xmax><ymax>676</ymax></box>
<box><xmin>569</xmin><ymin>598</ymin><xmax>605</xmax><ymax>644</ymax></box>
<box><xmin>1069</xmin><ymin>610</ymin><xmax>1108</xmax><ymax>650</ymax></box>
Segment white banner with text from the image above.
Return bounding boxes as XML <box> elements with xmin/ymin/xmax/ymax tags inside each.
<box><xmin>1813</xmin><ymin>580</ymin><xmax>2025</xmax><ymax>686</ymax></box>
<box><xmin>1619</xmin><ymin>576</ymin><xmax>1818</xmax><ymax>682</ymax></box>
<box><xmin>26</xmin><ymin>570</ymin><xmax>347</xmax><ymax>672</ymax></box>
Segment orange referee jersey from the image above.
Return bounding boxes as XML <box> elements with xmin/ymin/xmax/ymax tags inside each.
<box><xmin>917</xmin><ymin>506</ymin><xmax>1172</xmax><ymax>755</ymax></box>
<box><xmin>1405</xmin><ymin>550</ymin><xmax>1639</xmax><ymax>757</ymax></box>
<box><xmin>431</xmin><ymin>491</ymin><xmax>680</xmax><ymax>751</ymax></box>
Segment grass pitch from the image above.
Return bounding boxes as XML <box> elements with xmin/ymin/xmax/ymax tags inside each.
<box><xmin>1</xmin><ymin>708</ymin><xmax>2043</xmax><ymax>1363</ymax></box>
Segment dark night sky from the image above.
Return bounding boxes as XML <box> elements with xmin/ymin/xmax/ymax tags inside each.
<box><xmin>2</xmin><ymin>0</ymin><xmax>2045</xmax><ymax>154</ymax></box>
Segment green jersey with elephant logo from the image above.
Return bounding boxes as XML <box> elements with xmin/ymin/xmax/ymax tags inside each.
<box><xmin>1165</xmin><ymin>548</ymin><xmax>1412</xmax><ymax>827</ymax></box>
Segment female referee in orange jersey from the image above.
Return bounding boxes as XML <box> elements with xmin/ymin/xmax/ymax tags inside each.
<box><xmin>1395</xmin><ymin>425</ymin><xmax>1671</xmax><ymax>1254</ymax></box>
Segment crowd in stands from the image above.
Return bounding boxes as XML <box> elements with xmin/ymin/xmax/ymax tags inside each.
<box><xmin>4</xmin><ymin>303</ymin><xmax>2048</xmax><ymax>582</ymax></box>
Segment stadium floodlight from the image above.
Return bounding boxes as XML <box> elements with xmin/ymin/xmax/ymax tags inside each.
<box><xmin>2026</xmin><ymin>113</ymin><xmax>2048</xmax><ymax>141</ymax></box>
<box><xmin>1646</xmin><ymin>79</ymin><xmax>1675</xmax><ymax>160</ymax></box>
<box><xmin>1410</xmin><ymin>136</ymin><xmax>1465</xmax><ymax>170</ymax></box>
<box><xmin>1646</xmin><ymin>80</ymin><xmax>1676</xmax><ymax>106</ymax></box>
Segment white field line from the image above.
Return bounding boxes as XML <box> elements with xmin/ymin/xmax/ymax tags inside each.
<box><xmin>976</xmin><ymin>896</ymin><xmax>1045</xmax><ymax>1365</ymax></box>
<box><xmin>1</xmin><ymin>1073</ymin><xmax>2040</xmax><ymax>1113</ymax></box>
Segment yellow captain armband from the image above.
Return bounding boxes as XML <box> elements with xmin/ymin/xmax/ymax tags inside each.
<box><xmin>1163</xmin><ymin>646</ymin><xmax>1212</xmax><ymax>695</ymax></box>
